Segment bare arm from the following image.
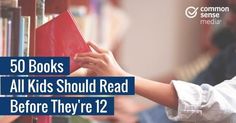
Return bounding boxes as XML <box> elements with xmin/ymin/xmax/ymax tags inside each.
<box><xmin>74</xmin><ymin>42</ymin><xmax>179</xmax><ymax>109</ymax></box>
<box><xmin>135</xmin><ymin>76</ymin><xmax>178</xmax><ymax>109</ymax></box>
<box><xmin>75</xmin><ymin>42</ymin><xmax>236</xmax><ymax>122</ymax></box>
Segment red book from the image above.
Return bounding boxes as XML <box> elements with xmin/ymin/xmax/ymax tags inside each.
<box><xmin>35</xmin><ymin>10</ymin><xmax>90</xmax><ymax>73</ymax></box>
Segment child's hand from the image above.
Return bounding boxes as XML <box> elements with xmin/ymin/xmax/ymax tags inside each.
<box><xmin>74</xmin><ymin>42</ymin><xmax>127</xmax><ymax>76</ymax></box>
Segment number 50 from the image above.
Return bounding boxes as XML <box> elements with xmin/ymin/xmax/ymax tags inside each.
<box><xmin>10</xmin><ymin>59</ymin><xmax>25</xmax><ymax>73</ymax></box>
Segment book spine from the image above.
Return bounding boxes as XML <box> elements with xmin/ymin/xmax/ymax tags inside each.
<box><xmin>36</xmin><ymin>0</ymin><xmax>45</xmax><ymax>27</ymax></box>
<box><xmin>2</xmin><ymin>18</ymin><xmax>7</xmax><ymax>56</ymax></box>
<box><xmin>6</xmin><ymin>19</ymin><xmax>12</xmax><ymax>56</ymax></box>
<box><xmin>23</xmin><ymin>16</ymin><xmax>30</xmax><ymax>56</ymax></box>
<box><xmin>1</xmin><ymin>7</ymin><xmax>22</xmax><ymax>56</ymax></box>
<box><xmin>18</xmin><ymin>16</ymin><xmax>24</xmax><ymax>56</ymax></box>
<box><xmin>10</xmin><ymin>7</ymin><xmax>21</xmax><ymax>56</ymax></box>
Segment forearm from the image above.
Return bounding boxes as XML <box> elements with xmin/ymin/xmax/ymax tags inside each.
<box><xmin>75</xmin><ymin>42</ymin><xmax>179</xmax><ymax>109</ymax></box>
<box><xmin>134</xmin><ymin>76</ymin><xmax>178</xmax><ymax>109</ymax></box>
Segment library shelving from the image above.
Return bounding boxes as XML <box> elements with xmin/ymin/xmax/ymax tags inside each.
<box><xmin>0</xmin><ymin>0</ymin><xmax>92</xmax><ymax>123</ymax></box>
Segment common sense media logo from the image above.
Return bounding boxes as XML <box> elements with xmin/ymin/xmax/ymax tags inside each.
<box><xmin>185</xmin><ymin>6</ymin><xmax>199</xmax><ymax>18</ymax></box>
<box><xmin>185</xmin><ymin>6</ymin><xmax>230</xmax><ymax>24</ymax></box>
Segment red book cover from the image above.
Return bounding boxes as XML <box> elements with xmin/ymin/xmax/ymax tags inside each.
<box><xmin>35</xmin><ymin>10</ymin><xmax>90</xmax><ymax>73</ymax></box>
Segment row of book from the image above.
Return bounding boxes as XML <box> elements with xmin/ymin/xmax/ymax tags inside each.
<box><xmin>0</xmin><ymin>0</ymin><xmax>31</xmax><ymax>57</ymax></box>
<box><xmin>0</xmin><ymin>0</ymin><xmax>61</xmax><ymax>59</ymax></box>
<box><xmin>0</xmin><ymin>0</ymin><xmax>116</xmax><ymax>58</ymax></box>
<box><xmin>0</xmin><ymin>0</ymin><xmax>30</xmax><ymax>99</ymax></box>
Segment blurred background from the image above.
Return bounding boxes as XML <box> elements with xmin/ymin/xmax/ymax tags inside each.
<box><xmin>70</xmin><ymin>0</ymin><xmax>211</xmax><ymax>114</ymax></box>
<box><xmin>121</xmin><ymin>0</ymin><xmax>203</xmax><ymax>79</ymax></box>
<box><xmin>70</xmin><ymin>0</ymin><xmax>236</xmax><ymax>123</ymax></box>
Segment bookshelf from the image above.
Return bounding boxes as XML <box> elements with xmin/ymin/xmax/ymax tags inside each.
<box><xmin>1</xmin><ymin>1</ymin><xmax>35</xmax><ymax>122</ymax></box>
<box><xmin>1</xmin><ymin>0</ymin><xmax>123</xmax><ymax>123</ymax></box>
<box><xmin>0</xmin><ymin>0</ymin><xmax>91</xmax><ymax>123</ymax></box>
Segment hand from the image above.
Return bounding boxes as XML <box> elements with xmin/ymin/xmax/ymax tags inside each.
<box><xmin>74</xmin><ymin>42</ymin><xmax>127</xmax><ymax>76</ymax></box>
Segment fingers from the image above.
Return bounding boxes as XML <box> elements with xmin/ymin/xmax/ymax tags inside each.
<box><xmin>88</xmin><ymin>41</ymin><xmax>106</xmax><ymax>53</ymax></box>
<box><xmin>75</xmin><ymin>56</ymin><xmax>106</xmax><ymax>71</ymax></box>
<box><xmin>76</xmin><ymin>57</ymin><xmax>102</xmax><ymax>65</ymax></box>
<box><xmin>74</xmin><ymin>52</ymin><xmax>101</xmax><ymax>59</ymax></box>
<box><xmin>74</xmin><ymin>50</ymin><xmax>109</xmax><ymax>64</ymax></box>
<box><xmin>74</xmin><ymin>53</ymin><xmax>105</xmax><ymax>64</ymax></box>
<box><xmin>74</xmin><ymin>42</ymin><xmax>111</xmax><ymax>74</ymax></box>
